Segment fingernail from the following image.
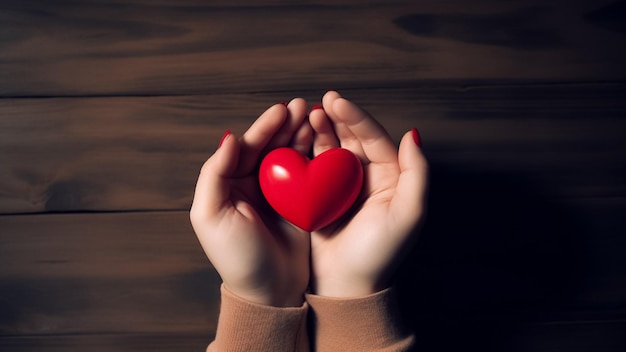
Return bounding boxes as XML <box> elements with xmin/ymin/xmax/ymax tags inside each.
<box><xmin>310</xmin><ymin>104</ymin><xmax>323</xmax><ymax>113</ymax></box>
<box><xmin>411</xmin><ymin>128</ymin><xmax>422</xmax><ymax>147</ymax></box>
<box><xmin>280</xmin><ymin>101</ymin><xmax>289</xmax><ymax>106</ymax></box>
<box><xmin>218</xmin><ymin>129</ymin><xmax>231</xmax><ymax>148</ymax></box>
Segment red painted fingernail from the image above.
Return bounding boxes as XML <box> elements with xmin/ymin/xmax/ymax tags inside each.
<box><xmin>411</xmin><ymin>128</ymin><xmax>422</xmax><ymax>147</ymax></box>
<box><xmin>218</xmin><ymin>129</ymin><xmax>231</xmax><ymax>148</ymax></box>
<box><xmin>310</xmin><ymin>103</ymin><xmax>323</xmax><ymax>112</ymax></box>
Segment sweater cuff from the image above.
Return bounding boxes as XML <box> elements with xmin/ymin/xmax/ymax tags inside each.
<box><xmin>208</xmin><ymin>284</ymin><xmax>309</xmax><ymax>352</ymax></box>
<box><xmin>306</xmin><ymin>288</ymin><xmax>414</xmax><ymax>351</ymax></box>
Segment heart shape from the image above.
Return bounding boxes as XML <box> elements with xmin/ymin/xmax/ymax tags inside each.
<box><xmin>259</xmin><ymin>147</ymin><xmax>363</xmax><ymax>231</ymax></box>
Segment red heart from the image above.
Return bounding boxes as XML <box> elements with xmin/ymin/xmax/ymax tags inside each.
<box><xmin>259</xmin><ymin>147</ymin><xmax>363</xmax><ymax>231</ymax></box>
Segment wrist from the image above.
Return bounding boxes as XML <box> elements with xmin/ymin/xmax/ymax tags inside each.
<box><xmin>224</xmin><ymin>283</ymin><xmax>305</xmax><ymax>307</ymax></box>
<box><xmin>312</xmin><ymin>276</ymin><xmax>389</xmax><ymax>298</ymax></box>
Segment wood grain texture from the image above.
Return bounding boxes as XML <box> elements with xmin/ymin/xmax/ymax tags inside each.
<box><xmin>0</xmin><ymin>334</ymin><xmax>212</xmax><ymax>352</ymax></box>
<box><xmin>1</xmin><ymin>83</ymin><xmax>625</xmax><ymax>214</ymax></box>
<box><xmin>2</xmin><ymin>0</ymin><xmax>626</xmax><ymax>97</ymax></box>
<box><xmin>1</xmin><ymin>322</ymin><xmax>625</xmax><ymax>352</ymax></box>
<box><xmin>0</xmin><ymin>211</ymin><xmax>219</xmax><ymax>336</ymax></box>
<box><xmin>0</xmin><ymin>203</ymin><xmax>624</xmax><ymax>348</ymax></box>
<box><xmin>2</xmin><ymin>0</ymin><xmax>626</xmax><ymax>350</ymax></box>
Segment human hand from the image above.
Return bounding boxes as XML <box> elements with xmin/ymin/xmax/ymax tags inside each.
<box><xmin>190</xmin><ymin>99</ymin><xmax>312</xmax><ymax>307</ymax></box>
<box><xmin>308</xmin><ymin>91</ymin><xmax>428</xmax><ymax>298</ymax></box>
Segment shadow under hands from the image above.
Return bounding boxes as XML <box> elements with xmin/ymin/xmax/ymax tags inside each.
<box><xmin>395</xmin><ymin>162</ymin><xmax>590</xmax><ymax>351</ymax></box>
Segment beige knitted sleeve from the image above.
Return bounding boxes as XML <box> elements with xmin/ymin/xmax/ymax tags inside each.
<box><xmin>306</xmin><ymin>288</ymin><xmax>415</xmax><ymax>352</ymax></box>
<box><xmin>207</xmin><ymin>285</ymin><xmax>309</xmax><ymax>352</ymax></box>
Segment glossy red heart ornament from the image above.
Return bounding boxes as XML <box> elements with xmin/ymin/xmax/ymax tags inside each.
<box><xmin>259</xmin><ymin>147</ymin><xmax>363</xmax><ymax>231</ymax></box>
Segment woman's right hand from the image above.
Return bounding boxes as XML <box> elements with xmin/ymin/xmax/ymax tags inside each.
<box><xmin>308</xmin><ymin>91</ymin><xmax>428</xmax><ymax>298</ymax></box>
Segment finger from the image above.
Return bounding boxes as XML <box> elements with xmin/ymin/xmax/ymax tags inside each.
<box><xmin>332</xmin><ymin>120</ymin><xmax>367</xmax><ymax>161</ymax></box>
<box><xmin>309</xmin><ymin>105</ymin><xmax>340</xmax><ymax>156</ymax></box>
<box><xmin>291</xmin><ymin>118</ymin><xmax>313</xmax><ymax>155</ymax></box>
<box><xmin>389</xmin><ymin>129</ymin><xmax>428</xmax><ymax>231</ymax></box>
<box><xmin>321</xmin><ymin>92</ymin><xmax>364</xmax><ymax>158</ymax></box>
<box><xmin>265</xmin><ymin>98</ymin><xmax>308</xmax><ymax>152</ymax></box>
<box><xmin>190</xmin><ymin>132</ymin><xmax>241</xmax><ymax>224</ymax></box>
<box><xmin>323</xmin><ymin>91</ymin><xmax>396</xmax><ymax>164</ymax></box>
<box><xmin>237</xmin><ymin>103</ymin><xmax>289</xmax><ymax>174</ymax></box>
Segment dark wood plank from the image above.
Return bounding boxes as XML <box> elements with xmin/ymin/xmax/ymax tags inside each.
<box><xmin>2</xmin><ymin>322</ymin><xmax>626</xmax><ymax>352</ymax></box>
<box><xmin>2</xmin><ymin>1</ymin><xmax>625</xmax><ymax>350</ymax></box>
<box><xmin>1</xmin><ymin>83</ymin><xmax>625</xmax><ymax>214</ymax></box>
<box><xmin>1</xmin><ymin>208</ymin><xmax>625</xmax><ymax>349</ymax></box>
<box><xmin>0</xmin><ymin>334</ymin><xmax>213</xmax><ymax>352</ymax></box>
<box><xmin>2</xmin><ymin>0</ymin><xmax>626</xmax><ymax>96</ymax></box>
<box><xmin>0</xmin><ymin>211</ymin><xmax>220</xmax><ymax>336</ymax></box>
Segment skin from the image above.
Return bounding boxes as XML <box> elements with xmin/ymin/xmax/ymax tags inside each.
<box><xmin>190</xmin><ymin>99</ymin><xmax>313</xmax><ymax>307</ymax></box>
<box><xmin>308</xmin><ymin>91</ymin><xmax>428</xmax><ymax>297</ymax></box>
<box><xmin>190</xmin><ymin>91</ymin><xmax>428</xmax><ymax>306</ymax></box>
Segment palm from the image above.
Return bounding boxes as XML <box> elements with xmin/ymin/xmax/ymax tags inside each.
<box><xmin>215</xmin><ymin>174</ymin><xmax>309</xmax><ymax>292</ymax></box>
<box><xmin>311</xmin><ymin>162</ymin><xmax>404</xmax><ymax>294</ymax></box>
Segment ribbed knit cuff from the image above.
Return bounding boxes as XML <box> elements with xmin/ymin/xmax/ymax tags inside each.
<box><xmin>208</xmin><ymin>285</ymin><xmax>309</xmax><ymax>352</ymax></box>
<box><xmin>306</xmin><ymin>288</ymin><xmax>414</xmax><ymax>351</ymax></box>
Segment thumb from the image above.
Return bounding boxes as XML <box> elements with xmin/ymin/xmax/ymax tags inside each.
<box><xmin>190</xmin><ymin>131</ymin><xmax>240</xmax><ymax>223</ymax></box>
<box><xmin>390</xmin><ymin>128</ymin><xmax>428</xmax><ymax>230</ymax></box>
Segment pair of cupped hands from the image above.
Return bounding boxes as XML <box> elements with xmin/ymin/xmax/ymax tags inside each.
<box><xmin>190</xmin><ymin>91</ymin><xmax>428</xmax><ymax>307</ymax></box>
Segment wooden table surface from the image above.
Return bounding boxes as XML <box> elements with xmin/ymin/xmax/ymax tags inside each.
<box><xmin>1</xmin><ymin>0</ymin><xmax>625</xmax><ymax>350</ymax></box>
